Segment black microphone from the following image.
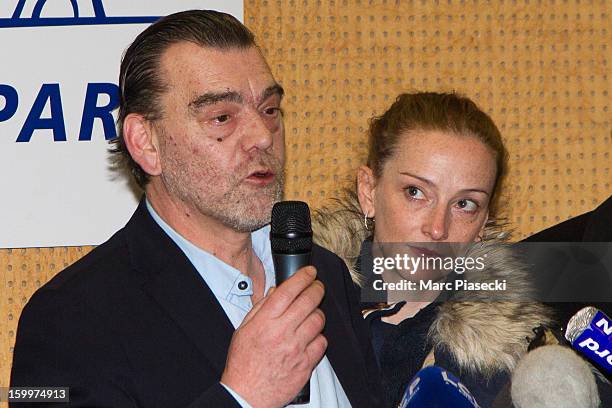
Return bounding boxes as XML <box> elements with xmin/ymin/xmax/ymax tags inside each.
<box><xmin>270</xmin><ymin>200</ymin><xmax>313</xmax><ymax>405</ymax></box>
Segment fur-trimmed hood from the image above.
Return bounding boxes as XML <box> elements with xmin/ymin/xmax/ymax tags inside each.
<box><xmin>313</xmin><ymin>192</ymin><xmax>554</xmax><ymax>378</ymax></box>
<box><xmin>429</xmin><ymin>241</ymin><xmax>554</xmax><ymax>377</ymax></box>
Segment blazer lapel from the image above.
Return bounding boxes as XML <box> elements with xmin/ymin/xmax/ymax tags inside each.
<box><xmin>125</xmin><ymin>199</ymin><xmax>235</xmax><ymax>375</ymax></box>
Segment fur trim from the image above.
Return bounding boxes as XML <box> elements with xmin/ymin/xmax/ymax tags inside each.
<box><xmin>312</xmin><ymin>189</ymin><xmax>369</xmax><ymax>285</ymax></box>
<box><xmin>312</xmin><ymin>191</ymin><xmax>554</xmax><ymax>377</ymax></box>
<box><xmin>429</xmin><ymin>240</ymin><xmax>555</xmax><ymax>377</ymax></box>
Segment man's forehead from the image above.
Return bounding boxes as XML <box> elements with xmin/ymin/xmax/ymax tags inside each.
<box><xmin>159</xmin><ymin>42</ymin><xmax>276</xmax><ymax>102</ymax></box>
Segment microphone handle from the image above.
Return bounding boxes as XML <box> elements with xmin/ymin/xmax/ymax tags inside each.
<box><xmin>274</xmin><ymin>252</ymin><xmax>312</xmax><ymax>284</ymax></box>
<box><xmin>273</xmin><ymin>251</ymin><xmax>312</xmax><ymax>405</ymax></box>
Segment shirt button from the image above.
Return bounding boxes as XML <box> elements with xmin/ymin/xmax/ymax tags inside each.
<box><xmin>238</xmin><ymin>281</ymin><xmax>248</xmax><ymax>290</ymax></box>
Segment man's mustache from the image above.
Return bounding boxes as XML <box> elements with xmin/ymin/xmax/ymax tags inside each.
<box><xmin>236</xmin><ymin>154</ymin><xmax>285</xmax><ymax>182</ymax></box>
<box><xmin>248</xmin><ymin>155</ymin><xmax>284</xmax><ymax>173</ymax></box>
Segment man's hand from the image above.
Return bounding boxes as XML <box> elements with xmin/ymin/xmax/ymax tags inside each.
<box><xmin>221</xmin><ymin>266</ymin><xmax>327</xmax><ymax>408</ymax></box>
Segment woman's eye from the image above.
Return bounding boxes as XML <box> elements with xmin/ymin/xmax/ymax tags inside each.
<box><xmin>406</xmin><ymin>186</ymin><xmax>425</xmax><ymax>199</ymax></box>
<box><xmin>457</xmin><ymin>199</ymin><xmax>478</xmax><ymax>212</ymax></box>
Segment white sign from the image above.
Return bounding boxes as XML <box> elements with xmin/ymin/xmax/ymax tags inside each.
<box><xmin>0</xmin><ymin>1</ymin><xmax>243</xmax><ymax>248</ymax></box>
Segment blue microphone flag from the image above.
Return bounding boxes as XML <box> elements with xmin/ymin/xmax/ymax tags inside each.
<box><xmin>399</xmin><ymin>366</ymin><xmax>481</xmax><ymax>408</ymax></box>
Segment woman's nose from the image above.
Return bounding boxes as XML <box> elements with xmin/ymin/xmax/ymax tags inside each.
<box><xmin>421</xmin><ymin>205</ymin><xmax>449</xmax><ymax>241</ymax></box>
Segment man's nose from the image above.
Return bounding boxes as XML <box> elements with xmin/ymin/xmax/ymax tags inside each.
<box><xmin>241</xmin><ymin>109</ymin><xmax>274</xmax><ymax>152</ymax></box>
<box><xmin>421</xmin><ymin>205</ymin><xmax>450</xmax><ymax>241</ymax></box>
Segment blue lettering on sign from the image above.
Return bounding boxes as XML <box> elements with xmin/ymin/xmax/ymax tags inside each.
<box><xmin>18</xmin><ymin>83</ymin><xmax>67</xmax><ymax>142</ymax></box>
<box><xmin>79</xmin><ymin>83</ymin><xmax>119</xmax><ymax>141</ymax></box>
<box><xmin>0</xmin><ymin>85</ymin><xmax>18</xmax><ymax>122</ymax></box>
<box><xmin>0</xmin><ymin>1</ymin><xmax>161</xmax><ymax>140</ymax></box>
<box><xmin>0</xmin><ymin>83</ymin><xmax>119</xmax><ymax>142</ymax></box>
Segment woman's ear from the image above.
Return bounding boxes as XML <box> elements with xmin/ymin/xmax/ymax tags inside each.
<box><xmin>123</xmin><ymin>114</ymin><xmax>162</xmax><ymax>177</ymax></box>
<box><xmin>357</xmin><ymin>165</ymin><xmax>376</xmax><ymax>217</ymax></box>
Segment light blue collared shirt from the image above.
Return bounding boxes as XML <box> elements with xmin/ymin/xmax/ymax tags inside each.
<box><xmin>146</xmin><ymin>200</ymin><xmax>351</xmax><ymax>408</ymax></box>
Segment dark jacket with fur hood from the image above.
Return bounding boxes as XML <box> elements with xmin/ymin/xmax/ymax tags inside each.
<box><xmin>312</xmin><ymin>195</ymin><xmax>555</xmax><ymax>407</ymax></box>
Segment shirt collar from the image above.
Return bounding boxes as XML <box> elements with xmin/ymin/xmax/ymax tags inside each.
<box><xmin>145</xmin><ymin>199</ymin><xmax>275</xmax><ymax>304</ymax></box>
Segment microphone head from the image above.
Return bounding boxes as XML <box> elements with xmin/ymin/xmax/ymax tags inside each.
<box><xmin>270</xmin><ymin>201</ymin><xmax>312</xmax><ymax>254</ymax></box>
<box><xmin>565</xmin><ymin>306</ymin><xmax>598</xmax><ymax>343</ymax></box>
<box><xmin>511</xmin><ymin>345</ymin><xmax>600</xmax><ymax>408</ymax></box>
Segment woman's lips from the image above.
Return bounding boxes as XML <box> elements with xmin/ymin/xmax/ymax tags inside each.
<box><xmin>408</xmin><ymin>245</ymin><xmax>442</xmax><ymax>258</ymax></box>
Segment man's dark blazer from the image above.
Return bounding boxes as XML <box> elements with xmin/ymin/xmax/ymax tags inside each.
<box><xmin>521</xmin><ymin>195</ymin><xmax>612</xmax><ymax>325</ymax></box>
<box><xmin>11</xmin><ymin>200</ymin><xmax>383</xmax><ymax>408</ymax></box>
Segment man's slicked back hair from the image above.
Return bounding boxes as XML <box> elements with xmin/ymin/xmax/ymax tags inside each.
<box><xmin>110</xmin><ymin>10</ymin><xmax>256</xmax><ymax>188</ymax></box>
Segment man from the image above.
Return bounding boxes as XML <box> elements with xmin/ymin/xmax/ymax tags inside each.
<box><xmin>10</xmin><ymin>10</ymin><xmax>382</xmax><ymax>408</ymax></box>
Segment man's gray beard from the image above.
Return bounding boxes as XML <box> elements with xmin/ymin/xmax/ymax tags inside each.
<box><xmin>198</xmin><ymin>172</ymin><xmax>285</xmax><ymax>233</ymax></box>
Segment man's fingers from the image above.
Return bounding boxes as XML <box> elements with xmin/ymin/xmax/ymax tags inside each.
<box><xmin>295</xmin><ymin>308</ymin><xmax>326</xmax><ymax>345</ymax></box>
<box><xmin>281</xmin><ymin>280</ymin><xmax>325</xmax><ymax>330</ymax></box>
<box><xmin>262</xmin><ymin>266</ymin><xmax>317</xmax><ymax>318</ymax></box>
<box><xmin>241</xmin><ymin>287</ymin><xmax>274</xmax><ymax>325</ymax></box>
<box><xmin>304</xmin><ymin>334</ymin><xmax>328</xmax><ymax>369</ymax></box>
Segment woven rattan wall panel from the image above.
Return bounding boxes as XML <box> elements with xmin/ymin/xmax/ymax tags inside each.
<box><xmin>1</xmin><ymin>0</ymin><xmax>610</xmax><ymax>395</ymax></box>
<box><xmin>246</xmin><ymin>0</ymin><xmax>610</xmax><ymax>237</ymax></box>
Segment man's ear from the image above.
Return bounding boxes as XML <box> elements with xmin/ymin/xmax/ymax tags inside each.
<box><xmin>357</xmin><ymin>165</ymin><xmax>376</xmax><ymax>217</ymax></box>
<box><xmin>123</xmin><ymin>114</ymin><xmax>161</xmax><ymax>176</ymax></box>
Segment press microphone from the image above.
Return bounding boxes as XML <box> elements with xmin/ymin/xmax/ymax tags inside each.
<box><xmin>511</xmin><ymin>345</ymin><xmax>600</xmax><ymax>408</ymax></box>
<box><xmin>270</xmin><ymin>200</ymin><xmax>313</xmax><ymax>405</ymax></box>
<box><xmin>565</xmin><ymin>306</ymin><xmax>612</xmax><ymax>377</ymax></box>
<box><xmin>398</xmin><ymin>366</ymin><xmax>481</xmax><ymax>408</ymax></box>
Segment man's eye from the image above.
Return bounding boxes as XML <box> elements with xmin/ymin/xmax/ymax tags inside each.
<box><xmin>214</xmin><ymin>114</ymin><xmax>230</xmax><ymax>123</ymax></box>
<box><xmin>264</xmin><ymin>107</ymin><xmax>281</xmax><ymax>116</ymax></box>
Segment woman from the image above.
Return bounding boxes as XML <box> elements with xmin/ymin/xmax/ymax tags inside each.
<box><xmin>314</xmin><ymin>92</ymin><xmax>554</xmax><ymax>407</ymax></box>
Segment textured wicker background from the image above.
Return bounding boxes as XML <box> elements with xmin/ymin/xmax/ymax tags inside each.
<box><xmin>246</xmin><ymin>0</ymin><xmax>610</xmax><ymax>231</ymax></box>
<box><xmin>1</xmin><ymin>0</ymin><xmax>610</xmax><ymax>395</ymax></box>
